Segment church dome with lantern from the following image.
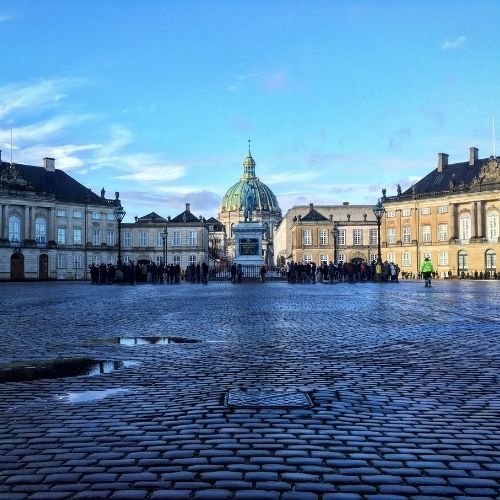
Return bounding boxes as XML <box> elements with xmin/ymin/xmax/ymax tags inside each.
<box><xmin>219</xmin><ymin>147</ymin><xmax>281</xmax><ymax>215</ymax></box>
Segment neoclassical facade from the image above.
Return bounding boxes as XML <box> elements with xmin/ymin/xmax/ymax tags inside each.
<box><xmin>0</xmin><ymin>154</ymin><xmax>121</xmax><ymax>281</ymax></box>
<box><xmin>218</xmin><ymin>147</ymin><xmax>282</xmax><ymax>264</ymax></box>
<box><xmin>380</xmin><ymin>147</ymin><xmax>500</xmax><ymax>277</ymax></box>
<box><xmin>121</xmin><ymin>203</ymin><xmax>209</xmax><ymax>269</ymax></box>
<box><xmin>275</xmin><ymin>203</ymin><xmax>379</xmax><ymax>265</ymax></box>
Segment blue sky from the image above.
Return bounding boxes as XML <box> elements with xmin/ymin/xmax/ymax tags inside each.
<box><xmin>1</xmin><ymin>0</ymin><xmax>499</xmax><ymax>221</ymax></box>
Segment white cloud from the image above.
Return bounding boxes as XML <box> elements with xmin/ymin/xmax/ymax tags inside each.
<box><xmin>0</xmin><ymin>78</ymin><xmax>83</xmax><ymax>119</ymax></box>
<box><xmin>441</xmin><ymin>36</ymin><xmax>467</xmax><ymax>50</ymax></box>
<box><xmin>115</xmin><ymin>165</ymin><xmax>185</xmax><ymax>182</ymax></box>
<box><xmin>0</xmin><ymin>15</ymin><xmax>12</xmax><ymax>22</ymax></box>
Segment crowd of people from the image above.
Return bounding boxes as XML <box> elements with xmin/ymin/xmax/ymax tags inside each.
<box><xmin>285</xmin><ymin>260</ymin><xmax>401</xmax><ymax>283</ymax></box>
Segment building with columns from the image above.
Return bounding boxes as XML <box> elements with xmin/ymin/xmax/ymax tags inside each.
<box><xmin>0</xmin><ymin>154</ymin><xmax>121</xmax><ymax>280</ymax></box>
<box><xmin>274</xmin><ymin>202</ymin><xmax>379</xmax><ymax>266</ymax></box>
<box><xmin>380</xmin><ymin>147</ymin><xmax>500</xmax><ymax>277</ymax></box>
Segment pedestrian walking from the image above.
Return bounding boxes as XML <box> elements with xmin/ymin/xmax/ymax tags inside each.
<box><xmin>421</xmin><ymin>256</ymin><xmax>434</xmax><ymax>287</ymax></box>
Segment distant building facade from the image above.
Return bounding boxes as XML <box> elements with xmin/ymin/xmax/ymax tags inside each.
<box><xmin>218</xmin><ymin>147</ymin><xmax>281</xmax><ymax>264</ymax></box>
<box><xmin>121</xmin><ymin>203</ymin><xmax>209</xmax><ymax>270</ymax></box>
<box><xmin>380</xmin><ymin>147</ymin><xmax>500</xmax><ymax>277</ymax></box>
<box><xmin>275</xmin><ymin>203</ymin><xmax>379</xmax><ymax>265</ymax></box>
<box><xmin>0</xmin><ymin>154</ymin><xmax>121</xmax><ymax>281</ymax></box>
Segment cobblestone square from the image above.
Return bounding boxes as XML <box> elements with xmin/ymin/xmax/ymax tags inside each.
<box><xmin>0</xmin><ymin>280</ymin><xmax>499</xmax><ymax>499</ymax></box>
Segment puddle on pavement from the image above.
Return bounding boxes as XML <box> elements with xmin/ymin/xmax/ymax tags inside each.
<box><xmin>57</xmin><ymin>387</ymin><xmax>130</xmax><ymax>403</ymax></box>
<box><xmin>86</xmin><ymin>336</ymin><xmax>201</xmax><ymax>346</ymax></box>
<box><xmin>0</xmin><ymin>358</ymin><xmax>139</xmax><ymax>383</ymax></box>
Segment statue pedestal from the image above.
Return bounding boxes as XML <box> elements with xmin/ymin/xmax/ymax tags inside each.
<box><xmin>233</xmin><ymin>222</ymin><xmax>265</xmax><ymax>266</ymax></box>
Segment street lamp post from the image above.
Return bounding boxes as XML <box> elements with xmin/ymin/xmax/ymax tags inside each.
<box><xmin>332</xmin><ymin>222</ymin><xmax>339</xmax><ymax>265</ymax></box>
<box><xmin>372</xmin><ymin>199</ymin><xmax>385</xmax><ymax>263</ymax></box>
<box><xmin>113</xmin><ymin>205</ymin><xmax>126</xmax><ymax>267</ymax></box>
<box><xmin>160</xmin><ymin>227</ymin><xmax>168</xmax><ymax>266</ymax></box>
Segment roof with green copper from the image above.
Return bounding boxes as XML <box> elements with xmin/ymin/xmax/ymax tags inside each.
<box><xmin>220</xmin><ymin>150</ymin><xmax>281</xmax><ymax>214</ymax></box>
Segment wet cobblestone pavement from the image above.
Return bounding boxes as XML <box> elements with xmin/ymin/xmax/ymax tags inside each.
<box><xmin>0</xmin><ymin>280</ymin><xmax>499</xmax><ymax>499</ymax></box>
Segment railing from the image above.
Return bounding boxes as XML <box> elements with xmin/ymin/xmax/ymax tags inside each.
<box><xmin>209</xmin><ymin>264</ymin><xmax>287</xmax><ymax>280</ymax></box>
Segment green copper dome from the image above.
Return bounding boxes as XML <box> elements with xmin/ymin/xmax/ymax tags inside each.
<box><xmin>220</xmin><ymin>150</ymin><xmax>281</xmax><ymax>214</ymax></box>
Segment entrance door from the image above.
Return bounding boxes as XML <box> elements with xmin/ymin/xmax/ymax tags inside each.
<box><xmin>39</xmin><ymin>254</ymin><xmax>49</xmax><ymax>279</ymax></box>
<box><xmin>10</xmin><ymin>252</ymin><xmax>25</xmax><ymax>281</ymax></box>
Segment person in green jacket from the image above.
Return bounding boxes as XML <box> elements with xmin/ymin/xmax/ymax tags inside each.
<box><xmin>421</xmin><ymin>256</ymin><xmax>434</xmax><ymax>287</ymax></box>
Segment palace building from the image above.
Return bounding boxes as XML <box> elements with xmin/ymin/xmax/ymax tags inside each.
<box><xmin>380</xmin><ymin>147</ymin><xmax>500</xmax><ymax>277</ymax></box>
<box><xmin>218</xmin><ymin>146</ymin><xmax>281</xmax><ymax>264</ymax></box>
<box><xmin>0</xmin><ymin>153</ymin><xmax>121</xmax><ymax>281</ymax></box>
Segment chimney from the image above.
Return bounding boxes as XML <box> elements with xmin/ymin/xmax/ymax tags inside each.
<box><xmin>437</xmin><ymin>153</ymin><xmax>448</xmax><ymax>172</ymax></box>
<box><xmin>0</xmin><ymin>150</ymin><xmax>2</xmax><ymax>163</ymax></box>
<box><xmin>309</xmin><ymin>203</ymin><xmax>313</xmax><ymax>211</ymax></box>
<box><xmin>185</xmin><ymin>202</ymin><xmax>191</xmax><ymax>213</ymax></box>
<box><xmin>43</xmin><ymin>157</ymin><xmax>55</xmax><ymax>172</ymax></box>
<box><xmin>469</xmin><ymin>147</ymin><xmax>478</xmax><ymax>166</ymax></box>
<box><xmin>342</xmin><ymin>201</ymin><xmax>349</xmax><ymax>206</ymax></box>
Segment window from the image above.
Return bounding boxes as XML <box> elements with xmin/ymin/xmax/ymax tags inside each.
<box><xmin>458</xmin><ymin>250</ymin><xmax>468</xmax><ymax>273</ymax></box>
<box><xmin>106</xmin><ymin>213</ymin><xmax>115</xmax><ymax>221</ymax></box>
<box><xmin>57</xmin><ymin>228</ymin><xmax>66</xmax><ymax>245</ymax></box>
<box><xmin>438</xmin><ymin>205</ymin><xmax>448</xmax><ymax>214</ymax></box>
<box><xmin>107</xmin><ymin>230</ymin><xmax>115</xmax><ymax>246</ymax></box>
<box><xmin>93</xmin><ymin>229</ymin><xmax>101</xmax><ymax>245</ymax></box>
<box><xmin>319</xmin><ymin>229</ymin><xmax>328</xmax><ymax>245</ymax></box>
<box><xmin>303</xmin><ymin>254</ymin><xmax>312</xmax><ymax>263</ymax></box>
<box><xmin>56</xmin><ymin>253</ymin><xmax>67</xmax><ymax>269</ymax></box>
<box><xmin>189</xmin><ymin>231</ymin><xmax>197</xmax><ymax>246</ymax></box>
<box><xmin>303</xmin><ymin>230</ymin><xmax>311</xmax><ymax>245</ymax></box>
<box><xmin>123</xmin><ymin>255</ymin><xmax>130</xmax><ymax>264</ymax></box>
<box><xmin>422</xmin><ymin>225</ymin><xmax>431</xmax><ymax>243</ymax></box>
<box><xmin>57</xmin><ymin>209</ymin><xmax>66</xmax><ymax>217</ymax></box>
<box><xmin>92</xmin><ymin>254</ymin><xmax>101</xmax><ymax>266</ymax></box>
<box><xmin>139</xmin><ymin>231</ymin><xmax>148</xmax><ymax>246</ymax></box>
<box><xmin>486</xmin><ymin>249</ymin><xmax>496</xmax><ymax>271</ymax></box>
<box><xmin>338</xmin><ymin>254</ymin><xmax>345</xmax><ymax>263</ymax></box>
<box><xmin>156</xmin><ymin>255</ymin><xmax>162</xmax><ymax>266</ymax></box>
<box><xmin>353</xmin><ymin>229</ymin><xmax>362</xmax><ymax>245</ymax></box>
<box><xmin>173</xmin><ymin>255</ymin><xmax>181</xmax><ymax>265</ymax></box>
<box><xmin>402</xmin><ymin>252</ymin><xmax>411</xmax><ymax>267</ymax></box>
<box><xmin>422</xmin><ymin>251</ymin><xmax>431</xmax><ymax>261</ymax></box>
<box><xmin>92</xmin><ymin>212</ymin><xmax>101</xmax><ymax>220</ymax></box>
<box><xmin>459</xmin><ymin>214</ymin><xmax>471</xmax><ymax>241</ymax></box>
<box><xmin>402</xmin><ymin>227</ymin><xmax>411</xmax><ymax>243</ymax></box>
<box><xmin>172</xmin><ymin>231</ymin><xmax>181</xmax><ymax>246</ymax></box>
<box><xmin>369</xmin><ymin>252</ymin><xmax>378</xmax><ymax>263</ymax></box>
<box><xmin>35</xmin><ymin>217</ymin><xmax>47</xmax><ymax>244</ymax></box>
<box><xmin>156</xmin><ymin>231</ymin><xmax>162</xmax><ymax>247</ymax></box>
<box><xmin>73</xmin><ymin>228</ymin><xmax>82</xmax><ymax>245</ymax></box>
<box><xmin>74</xmin><ymin>254</ymin><xmax>82</xmax><ymax>269</ymax></box>
<box><xmin>438</xmin><ymin>224</ymin><xmax>448</xmax><ymax>242</ymax></box>
<box><xmin>369</xmin><ymin>229</ymin><xmax>378</xmax><ymax>246</ymax></box>
<box><xmin>439</xmin><ymin>251</ymin><xmax>448</xmax><ymax>266</ymax></box>
<box><xmin>402</xmin><ymin>208</ymin><xmax>411</xmax><ymax>217</ymax></box>
<box><xmin>124</xmin><ymin>231</ymin><xmax>132</xmax><ymax>247</ymax></box>
<box><xmin>338</xmin><ymin>229</ymin><xmax>346</xmax><ymax>246</ymax></box>
<box><xmin>320</xmin><ymin>254</ymin><xmax>328</xmax><ymax>264</ymax></box>
<box><xmin>387</xmin><ymin>210</ymin><xmax>396</xmax><ymax>218</ymax></box>
<box><xmin>387</xmin><ymin>228</ymin><xmax>396</xmax><ymax>245</ymax></box>
<box><xmin>420</xmin><ymin>207</ymin><xmax>431</xmax><ymax>215</ymax></box>
<box><xmin>73</xmin><ymin>210</ymin><xmax>82</xmax><ymax>218</ymax></box>
<box><xmin>487</xmin><ymin>212</ymin><xmax>499</xmax><ymax>240</ymax></box>
<box><xmin>8</xmin><ymin>215</ymin><xmax>21</xmax><ymax>243</ymax></box>
<box><xmin>189</xmin><ymin>255</ymin><xmax>197</xmax><ymax>265</ymax></box>
<box><xmin>388</xmin><ymin>252</ymin><xmax>395</xmax><ymax>263</ymax></box>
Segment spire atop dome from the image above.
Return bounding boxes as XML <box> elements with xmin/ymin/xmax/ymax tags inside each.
<box><xmin>241</xmin><ymin>141</ymin><xmax>256</xmax><ymax>180</ymax></box>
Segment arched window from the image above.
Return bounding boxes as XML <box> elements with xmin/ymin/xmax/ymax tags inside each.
<box><xmin>35</xmin><ymin>217</ymin><xmax>47</xmax><ymax>244</ymax></box>
<box><xmin>486</xmin><ymin>249</ymin><xmax>496</xmax><ymax>272</ymax></box>
<box><xmin>458</xmin><ymin>250</ymin><xmax>468</xmax><ymax>274</ymax></box>
<box><xmin>8</xmin><ymin>215</ymin><xmax>21</xmax><ymax>244</ymax></box>
<box><xmin>459</xmin><ymin>214</ymin><xmax>471</xmax><ymax>241</ymax></box>
<box><xmin>487</xmin><ymin>211</ymin><xmax>499</xmax><ymax>241</ymax></box>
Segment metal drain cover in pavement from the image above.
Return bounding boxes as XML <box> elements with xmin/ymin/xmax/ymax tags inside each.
<box><xmin>226</xmin><ymin>389</ymin><xmax>312</xmax><ymax>408</ymax></box>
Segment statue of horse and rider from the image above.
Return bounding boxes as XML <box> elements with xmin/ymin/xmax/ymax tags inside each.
<box><xmin>241</xmin><ymin>182</ymin><xmax>256</xmax><ymax>222</ymax></box>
